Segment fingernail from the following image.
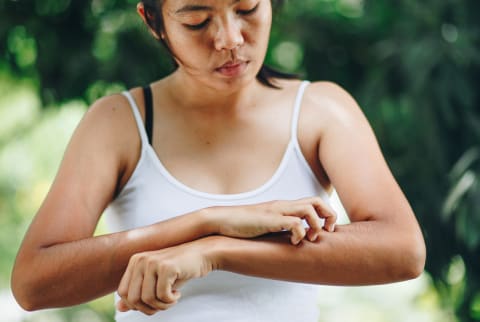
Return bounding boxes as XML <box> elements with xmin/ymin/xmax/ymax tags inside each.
<box><xmin>329</xmin><ymin>224</ymin><xmax>335</xmax><ymax>232</ymax></box>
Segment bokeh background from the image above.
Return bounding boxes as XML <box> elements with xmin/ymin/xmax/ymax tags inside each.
<box><xmin>1</xmin><ymin>0</ymin><xmax>479</xmax><ymax>321</ymax></box>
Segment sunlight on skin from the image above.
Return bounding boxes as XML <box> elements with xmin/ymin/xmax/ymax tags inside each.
<box><xmin>0</xmin><ymin>77</ymin><xmax>448</xmax><ymax>322</ymax></box>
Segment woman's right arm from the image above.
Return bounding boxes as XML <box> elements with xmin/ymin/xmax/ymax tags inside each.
<box><xmin>11</xmin><ymin>93</ymin><xmax>334</xmax><ymax>311</ymax></box>
<box><xmin>10</xmin><ymin>93</ymin><xmax>220</xmax><ymax>310</ymax></box>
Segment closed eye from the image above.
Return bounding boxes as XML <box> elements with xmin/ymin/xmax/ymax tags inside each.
<box><xmin>237</xmin><ymin>3</ymin><xmax>259</xmax><ymax>16</ymax></box>
<box><xmin>185</xmin><ymin>19</ymin><xmax>210</xmax><ymax>30</ymax></box>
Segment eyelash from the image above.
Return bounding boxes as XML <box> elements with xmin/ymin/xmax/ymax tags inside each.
<box><xmin>185</xmin><ymin>3</ymin><xmax>260</xmax><ymax>31</ymax></box>
<box><xmin>238</xmin><ymin>3</ymin><xmax>260</xmax><ymax>16</ymax></box>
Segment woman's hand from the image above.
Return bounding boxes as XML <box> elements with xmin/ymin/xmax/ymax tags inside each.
<box><xmin>117</xmin><ymin>240</ymin><xmax>216</xmax><ymax>315</ymax></box>
<box><xmin>116</xmin><ymin>197</ymin><xmax>336</xmax><ymax>315</ymax></box>
<box><xmin>207</xmin><ymin>197</ymin><xmax>337</xmax><ymax>245</ymax></box>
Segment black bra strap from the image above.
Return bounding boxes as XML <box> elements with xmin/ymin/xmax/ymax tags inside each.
<box><xmin>143</xmin><ymin>86</ymin><xmax>153</xmax><ymax>145</ymax></box>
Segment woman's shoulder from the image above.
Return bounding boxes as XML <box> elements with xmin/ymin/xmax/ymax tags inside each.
<box><xmin>81</xmin><ymin>86</ymin><xmax>148</xmax><ymax>134</ymax></box>
<box><xmin>86</xmin><ymin>87</ymin><xmax>143</xmax><ymax>119</ymax></box>
<box><xmin>300</xmin><ymin>80</ymin><xmax>366</xmax><ymax>129</ymax></box>
<box><xmin>304</xmin><ymin>81</ymin><xmax>359</xmax><ymax>111</ymax></box>
<box><xmin>77</xmin><ymin>88</ymin><xmax>145</xmax><ymax>157</ymax></box>
<box><xmin>273</xmin><ymin>78</ymin><xmax>357</xmax><ymax>108</ymax></box>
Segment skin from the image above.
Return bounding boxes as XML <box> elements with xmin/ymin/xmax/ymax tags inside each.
<box><xmin>11</xmin><ymin>0</ymin><xmax>426</xmax><ymax>316</ymax></box>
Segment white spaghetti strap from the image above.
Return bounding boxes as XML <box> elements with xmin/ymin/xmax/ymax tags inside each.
<box><xmin>121</xmin><ymin>91</ymin><xmax>149</xmax><ymax>146</ymax></box>
<box><xmin>290</xmin><ymin>81</ymin><xmax>310</xmax><ymax>140</ymax></box>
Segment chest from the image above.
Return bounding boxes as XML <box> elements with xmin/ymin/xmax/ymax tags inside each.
<box><xmin>152</xmin><ymin>106</ymin><xmax>294</xmax><ymax>195</ymax></box>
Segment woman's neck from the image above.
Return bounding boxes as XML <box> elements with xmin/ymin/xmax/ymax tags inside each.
<box><xmin>163</xmin><ymin>70</ymin><xmax>265</xmax><ymax>115</ymax></box>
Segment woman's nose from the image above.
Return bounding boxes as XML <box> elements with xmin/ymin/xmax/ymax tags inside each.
<box><xmin>214</xmin><ymin>19</ymin><xmax>244</xmax><ymax>51</ymax></box>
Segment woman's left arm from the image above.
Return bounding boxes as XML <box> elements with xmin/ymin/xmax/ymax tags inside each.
<box><xmin>118</xmin><ymin>82</ymin><xmax>425</xmax><ymax>313</ymax></box>
<box><xmin>119</xmin><ymin>211</ymin><xmax>424</xmax><ymax>314</ymax></box>
<box><xmin>211</xmin><ymin>81</ymin><xmax>425</xmax><ymax>284</ymax></box>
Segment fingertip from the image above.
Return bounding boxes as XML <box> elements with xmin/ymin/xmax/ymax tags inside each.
<box><xmin>307</xmin><ymin>231</ymin><xmax>318</xmax><ymax>242</ymax></box>
<box><xmin>324</xmin><ymin>224</ymin><xmax>335</xmax><ymax>232</ymax></box>
<box><xmin>162</xmin><ymin>290</ymin><xmax>182</xmax><ymax>304</ymax></box>
<box><xmin>172</xmin><ymin>290</ymin><xmax>182</xmax><ymax>300</ymax></box>
<box><xmin>116</xmin><ymin>300</ymin><xmax>130</xmax><ymax>312</ymax></box>
<box><xmin>290</xmin><ymin>236</ymin><xmax>299</xmax><ymax>245</ymax></box>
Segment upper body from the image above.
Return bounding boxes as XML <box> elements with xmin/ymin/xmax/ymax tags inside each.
<box><xmin>11</xmin><ymin>0</ymin><xmax>426</xmax><ymax>319</ymax></box>
<box><xmin>107</xmin><ymin>80</ymin><xmax>333</xmax><ymax>322</ymax></box>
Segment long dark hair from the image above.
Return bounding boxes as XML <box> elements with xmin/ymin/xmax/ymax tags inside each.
<box><xmin>140</xmin><ymin>0</ymin><xmax>297</xmax><ymax>88</ymax></box>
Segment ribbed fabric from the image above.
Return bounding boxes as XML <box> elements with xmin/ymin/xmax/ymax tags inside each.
<box><xmin>105</xmin><ymin>81</ymin><xmax>331</xmax><ymax>322</ymax></box>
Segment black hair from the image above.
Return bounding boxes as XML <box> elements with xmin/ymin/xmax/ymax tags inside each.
<box><xmin>141</xmin><ymin>0</ymin><xmax>297</xmax><ymax>88</ymax></box>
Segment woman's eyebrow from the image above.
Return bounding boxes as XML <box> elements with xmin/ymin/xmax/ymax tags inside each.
<box><xmin>175</xmin><ymin>0</ymin><xmax>241</xmax><ymax>14</ymax></box>
<box><xmin>175</xmin><ymin>5</ymin><xmax>212</xmax><ymax>14</ymax></box>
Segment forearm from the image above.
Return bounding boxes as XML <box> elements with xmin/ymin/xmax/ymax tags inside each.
<box><xmin>12</xmin><ymin>210</ymin><xmax>212</xmax><ymax>310</ymax></box>
<box><xmin>210</xmin><ymin>220</ymin><xmax>425</xmax><ymax>286</ymax></box>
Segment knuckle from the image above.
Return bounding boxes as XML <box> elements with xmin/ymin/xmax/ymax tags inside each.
<box><xmin>156</xmin><ymin>294</ymin><xmax>171</xmax><ymax>303</ymax></box>
<box><xmin>141</xmin><ymin>294</ymin><xmax>156</xmax><ymax>305</ymax></box>
<box><xmin>130</xmin><ymin>253</ymin><xmax>145</xmax><ymax>265</ymax></box>
<box><xmin>292</xmin><ymin>218</ymin><xmax>303</xmax><ymax>229</ymax></box>
<box><xmin>157</xmin><ymin>295</ymin><xmax>170</xmax><ymax>307</ymax></box>
<box><xmin>145</xmin><ymin>259</ymin><xmax>157</xmax><ymax>271</ymax></box>
<box><xmin>128</xmin><ymin>295</ymin><xmax>141</xmax><ymax>306</ymax></box>
<box><xmin>118</xmin><ymin>288</ymin><xmax>127</xmax><ymax>298</ymax></box>
<box><xmin>159</xmin><ymin>260</ymin><xmax>174</xmax><ymax>274</ymax></box>
<box><xmin>310</xmin><ymin>197</ymin><xmax>323</xmax><ymax>208</ymax></box>
<box><xmin>128</xmin><ymin>255</ymin><xmax>137</xmax><ymax>266</ymax></box>
<box><xmin>314</xmin><ymin>196</ymin><xmax>324</xmax><ymax>203</ymax></box>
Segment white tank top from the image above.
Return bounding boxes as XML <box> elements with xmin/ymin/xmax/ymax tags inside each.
<box><xmin>105</xmin><ymin>81</ymin><xmax>331</xmax><ymax>322</ymax></box>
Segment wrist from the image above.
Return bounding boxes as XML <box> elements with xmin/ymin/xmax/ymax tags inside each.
<box><xmin>198</xmin><ymin>235</ymin><xmax>230</xmax><ymax>271</ymax></box>
<box><xmin>196</xmin><ymin>206</ymin><xmax>222</xmax><ymax>236</ymax></box>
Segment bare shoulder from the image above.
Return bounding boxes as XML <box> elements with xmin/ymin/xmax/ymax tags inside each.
<box><xmin>83</xmin><ymin>91</ymin><xmax>138</xmax><ymax>130</ymax></box>
<box><xmin>302</xmin><ymin>81</ymin><xmax>366</xmax><ymax>129</ymax></box>
<box><xmin>80</xmin><ymin>89</ymin><xmax>144</xmax><ymax>149</ymax></box>
<box><xmin>306</xmin><ymin>81</ymin><xmax>356</xmax><ymax>106</ymax></box>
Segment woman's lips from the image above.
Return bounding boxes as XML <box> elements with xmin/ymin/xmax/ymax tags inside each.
<box><xmin>215</xmin><ymin>61</ymin><xmax>248</xmax><ymax>77</ymax></box>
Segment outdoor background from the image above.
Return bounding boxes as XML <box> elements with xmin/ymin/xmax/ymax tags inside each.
<box><xmin>1</xmin><ymin>0</ymin><xmax>479</xmax><ymax>321</ymax></box>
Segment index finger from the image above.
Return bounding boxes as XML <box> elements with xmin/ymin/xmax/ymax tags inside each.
<box><xmin>308</xmin><ymin>197</ymin><xmax>337</xmax><ymax>232</ymax></box>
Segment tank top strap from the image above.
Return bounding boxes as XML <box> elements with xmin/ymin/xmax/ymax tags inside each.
<box><xmin>290</xmin><ymin>81</ymin><xmax>310</xmax><ymax>141</ymax></box>
<box><xmin>121</xmin><ymin>91</ymin><xmax>149</xmax><ymax>147</ymax></box>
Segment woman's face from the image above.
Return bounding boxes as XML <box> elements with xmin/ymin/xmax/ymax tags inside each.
<box><xmin>160</xmin><ymin>0</ymin><xmax>272</xmax><ymax>89</ymax></box>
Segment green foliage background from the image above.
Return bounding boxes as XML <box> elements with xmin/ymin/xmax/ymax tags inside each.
<box><xmin>1</xmin><ymin>0</ymin><xmax>479</xmax><ymax>321</ymax></box>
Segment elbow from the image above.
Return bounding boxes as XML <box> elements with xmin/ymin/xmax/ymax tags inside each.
<box><xmin>13</xmin><ymin>295</ymin><xmax>38</xmax><ymax>312</ymax></box>
<box><xmin>11</xmin><ymin>277</ymin><xmax>36</xmax><ymax>311</ymax></box>
<box><xmin>400</xmin><ymin>248</ymin><xmax>426</xmax><ymax>281</ymax></box>
<box><xmin>394</xmin><ymin>235</ymin><xmax>426</xmax><ymax>281</ymax></box>
<box><xmin>11</xmin><ymin>263</ymin><xmax>45</xmax><ymax>311</ymax></box>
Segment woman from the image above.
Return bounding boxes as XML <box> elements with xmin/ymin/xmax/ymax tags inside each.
<box><xmin>11</xmin><ymin>0</ymin><xmax>426</xmax><ymax>321</ymax></box>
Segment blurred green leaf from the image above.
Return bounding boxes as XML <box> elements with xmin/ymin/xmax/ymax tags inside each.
<box><xmin>1</xmin><ymin>0</ymin><xmax>480</xmax><ymax>321</ymax></box>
